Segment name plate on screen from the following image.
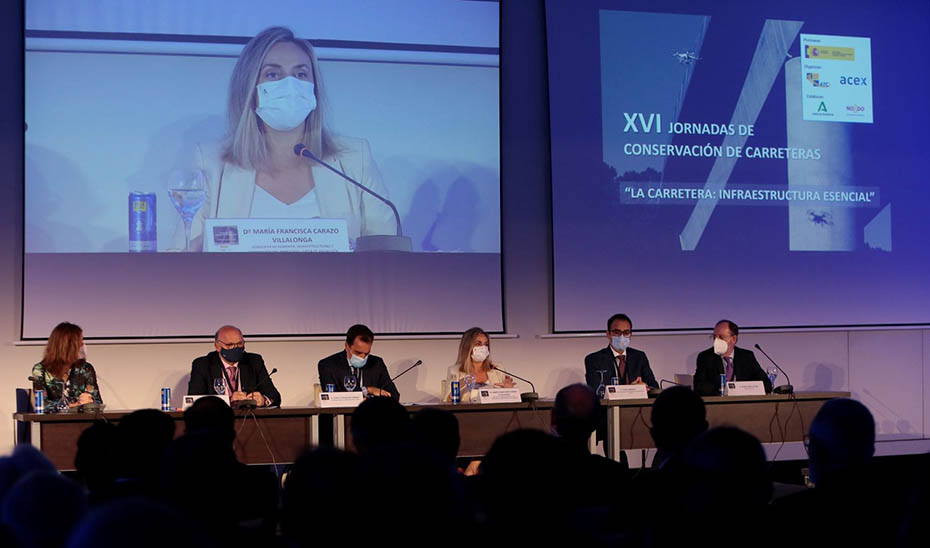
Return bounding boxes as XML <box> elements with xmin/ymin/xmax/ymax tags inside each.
<box><xmin>726</xmin><ymin>381</ymin><xmax>766</xmax><ymax>396</ymax></box>
<box><xmin>316</xmin><ymin>391</ymin><xmax>365</xmax><ymax>408</ymax></box>
<box><xmin>203</xmin><ymin>218</ymin><xmax>350</xmax><ymax>252</ymax></box>
<box><xmin>476</xmin><ymin>387</ymin><xmax>522</xmax><ymax>404</ymax></box>
<box><xmin>605</xmin><ymin>384</ymin><xmax>649</xmax><ymax>400</ymax></box>
<box><xmin>182</xmin><ymin>394</ymin><xmax>230</xmax><ymax>410</ymax></box>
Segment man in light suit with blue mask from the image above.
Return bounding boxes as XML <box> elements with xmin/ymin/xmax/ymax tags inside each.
<box><xmin>318</xmin><ymin>324</ymin><xmax>399</xmax><ymax>400</ymax></box>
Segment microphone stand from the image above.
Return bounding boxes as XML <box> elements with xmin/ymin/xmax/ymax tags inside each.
<box><xmin>294</xmin><ymin>144</ymin><xmax>412</xmax><ymax>252</ymax></box>
<box><xmin>234</xmin><ymin>367</ymin><xmax>278</xmax><ymax>409</ymax></box>
<box><xmin>491</xmin><ymin>365</ymin><xmax>538</xmax><ymax>402</ymax></box>
<box><xmin>754</xmin><ymin>344</ymin><xmax>794</xmax><ymax>394</ymax></box>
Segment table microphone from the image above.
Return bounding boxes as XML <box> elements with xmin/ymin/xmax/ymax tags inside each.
<box><xmin>490</xmin><ymin>364</ymin><xmax>538</xmax><ymax>402</ymax></box>
<box><xmin>235</xmin><ymin>367</ymin><xmax>278</xmax><ymax>409</ymax></box>
<box><xmin>754</xmin><ymin>344</ymin><xmax>794</xmax><ymax>394</ymax></box>
<box><xmin>390</xmin><ymin>360</ymin><xmax>422</xmax><ymax>382</ymax></box>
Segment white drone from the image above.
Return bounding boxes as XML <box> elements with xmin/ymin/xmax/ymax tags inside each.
<box><xmin>672</xmin><ymin>51</ymin><xmax>701</xmax><ymax>64</ymax></box>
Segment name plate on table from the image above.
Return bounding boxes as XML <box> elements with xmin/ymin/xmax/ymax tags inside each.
<box><xmin>476</xmin><ymin>387</ymin><xmax>522</xmax><ymax>404</ymax></box>
<box><xmin>182</xmin><ymin>394</ymin><xmax>230</xmax><ymax>410</ymax></box>
<box><xmin>204</xmin><ymin>218</ymin><xmax>350</xmax><ymax>252</ymax></box>
<box><xmin>605</xmin><ymin>384</ymin><xmax>649</xmax><ymax>400</ymax></box>
<box><xmin>726</xmin><ymin>381</ymin><xmax>766</xmax><ymax>396</ymax></box>
<box><xmin>316</xmin><ymin>391</ymin><xmax>365</xmax><ymax>408</ymax></box>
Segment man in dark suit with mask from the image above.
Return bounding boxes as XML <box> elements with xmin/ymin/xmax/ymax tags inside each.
<box><xmin>318</xmin><ymin>324</ymin><xmax>399</xmax><ymax>400</ymax></box>
<box><xmin>584</xmin><ymin>314</ymin><xmax>658</xmax><ymax>448</ymax></box>
<box><xmin>188</xmin><ymin>325</ymin><xmax>281</xmax><ymax>407</ymax></box>
<box><xmin>693</xmin><ymin>319</ymin><xmax>771</xmax><ymax>396</ymax></box>
<box><xmin>584</xmin><ymin>313</ymin><xmax>658</xmax><ymax>394</ymax></box>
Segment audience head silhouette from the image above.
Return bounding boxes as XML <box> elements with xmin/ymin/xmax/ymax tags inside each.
<box><xmin>551</xmin><ymin>383</ymin><xmax>600</xmax><ymax>447</ymax></box>
<box><xmin>650</xmin><ymin>385</ymin><xmax>708</xmax><ymax>458</ymax></box>
<box><xmin>807</xmin><ymin>397</ymin><xmax>875</xmax><ymax>486</ymax></box>
<box><xmin>350</xmin><ymin>396</ymin><xmax>410</xmax><ymax>454</ymax></box>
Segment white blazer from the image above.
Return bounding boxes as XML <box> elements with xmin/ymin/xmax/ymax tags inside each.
<box><xmin>173</xmin><ymin>137</ymin><xmax>396</xmax><ymax>251</ymax></box>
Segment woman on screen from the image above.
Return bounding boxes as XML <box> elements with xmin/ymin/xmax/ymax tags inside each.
<box><xmin>443</xmin><ymin>327</ymin><xmax>515</xmax><ymax>403</ymax></box>
<box><xmin>31</xmin><ymin>322</ymin><xmax>103</xmax><ymax>413</ymax></box>
<box><xmin>175</xmin><ymin>26</ymin><xmax>395</xmax><ymax>251</ymax></box>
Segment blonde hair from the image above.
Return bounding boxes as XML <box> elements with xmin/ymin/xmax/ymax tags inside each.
<box><xmin>223</xmin><ymin>26</ymin><xmax>341</xmax><ymax>172</ymax></box>
<box><xmin>455</xmin><ymin>327</ymin><xmax>492</xmax><ymax>374</ymax></box>
<box><xmin>42</xmin><ymin>322</ymin><xmax>83</xmax><ymax>379</ymax></box>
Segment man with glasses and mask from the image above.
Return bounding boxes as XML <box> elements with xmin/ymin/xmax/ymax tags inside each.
<box><xmin>693</xmin><ymin>319</ymin><xmax>771</xmax><ymax>396</ymax></box>
<box><xmin>188</xmin><ymin>325</ymin><xmax>281</xmax><ymax>407</ymax></box>
<box><xmin>584</xmin><ymin>314</ymin><xmax>657</xmax><ymax>451</ymax></box>
<box><xmin>584</xmin><ymin>313</ymin><xmax>658</xmax><ymax>395</ymax></box>
<box><xmin>318</xmin><ymin>324</ymin><xmax>399</xmax><ymax>400</ymax></box>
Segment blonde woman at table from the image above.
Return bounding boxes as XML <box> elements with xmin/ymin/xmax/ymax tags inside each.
<box><xmin>443</xmin><ymin>327</ymin><xmax>516</xmax><ymax>403</ymax></box>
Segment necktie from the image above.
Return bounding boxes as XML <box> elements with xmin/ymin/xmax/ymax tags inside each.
<box><xmin>724</xmin><ymin>357</ymin><xmax>734</xmax><ymax>382</ymax></box>
<box><xmin>227</xmin><ymin>366</ymin><xmax>239</xmax><ymax>393</ymax></box>
<box><xmin>616</xmin><ymin>354</ymin><xmax>627</xmax><ymax>384</ymax></box>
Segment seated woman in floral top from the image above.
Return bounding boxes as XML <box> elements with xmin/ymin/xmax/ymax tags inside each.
<box><xmin>31</xmin><ymin>322</ymin><xmax>103</xmax><ymax>413</ymax></box>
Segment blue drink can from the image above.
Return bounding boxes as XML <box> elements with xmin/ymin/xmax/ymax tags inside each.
<box><xmin>451</xmin><ymin>380</ymin><xmax>461</xmax><ymax>404</ymax></box>
<box><xmin>325</xmin><ymin>383</ymin><xmax>335</xmax><ymax>393</ymax></box>
<box><xmin>719</xmin><ymin>374</ymin><xmax>727</xmax><ymax>396</ymax></box>
<box><xmin>610</xmin><ymin>376</ymin><xmax>620</xmax><ymax>386</ymax></box>
<box><xmin>129</xmin><ymin>192</ymin><xmax>157</xmax><ymax>252</ymax></box>
<box><xmin>34</xmin><ymin>389</ymin><xmax>45</xmax><ymax>414</ymax></box>
<box><xmin>161</xmin><ymin>387</ymin><xmax>171</xmax><ymax>411</ymax></box>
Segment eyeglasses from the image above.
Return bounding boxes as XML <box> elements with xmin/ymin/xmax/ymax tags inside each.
<box><xmin>217</xmin><ymin>340</ymin><xmax>244</xmax><ymax>349</ymax></box>
<box><xmin>711</xmin><ymin>334</ymin><xmax>732</xmax><ymax>341</ymax></box>
<box><xmin>609</xmin><ymin>329</ymin><xmax>632</xmax><ymax>337</ymax></box>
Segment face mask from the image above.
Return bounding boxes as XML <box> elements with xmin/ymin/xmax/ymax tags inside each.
<box><xmin>471</xmin><ymin>345</ymin><xmax>490</xmax><ymax>363</ymax></box>
<box><xmin>611</xmin><ymin>335</ymin><xmax>630</xmax><ymax>351</ymax></box>
<box><xmin>220</xmin><ymin>346</ymin><xmax>245</xmax><ymax>364</ymax></box>
<box><xmin>349</xmin><ymin>354</ymin><xmax>368</xmax><ymax>368</ymax></box>
<box><xmin>79</xmin><ymin>344</ymin><xmax>87</xmax><ymax>360</ymax></box>
<box><xmin>255</xmin><ymin>76</ymin><xmax>316</xmax><ymax>131</ymax></box>
<box><xmin>713</xmin><ymin>337</ymin><xmax>729</xmax><ymax>356</ymax></box>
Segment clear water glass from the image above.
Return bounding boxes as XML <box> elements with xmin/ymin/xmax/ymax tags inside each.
<box><xmin>168</xmin><ymin>169</ymin><xmax>207</xmax><ymax>252</ymax></box>
<box><xmin>343</xmin><ymin>375</ymin><xmax>357</xmax><ymax>392</ymax></box>
<box><xmin>767</xmin><ymin>367</ymin><xmax>778</xmax><ymax>391</ymax></box>
<box><xmin>213</xmin><ymin>378</ymin><xmax>226</xmax><ymax>395</ymax></box>
<box><xmin>596</xmin><ymin>370</ymin><xmax>607</xmax><ymax>399</ymax></box>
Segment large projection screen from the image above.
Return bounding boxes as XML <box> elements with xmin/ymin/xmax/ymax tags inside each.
<box><xmin>546</xmin><ymin>0</ymin><xmax>930</xmax><ymax>332</ymax></box>
<box><xmin>23</xmin><ymin>0</ymin><xmax>502</xmax><ymax>338</ymax></box>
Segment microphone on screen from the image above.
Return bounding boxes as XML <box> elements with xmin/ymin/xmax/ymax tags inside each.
<box><xmin>294</xmin><ymin>144</ymin><xmax>411</xmax><ymax>253</ymax></box>
<box><xmin>754</xmin><ymin>344</ymin><xmax>794</xmax><ymax>394</ymax></box>
<box><xmin>390</xmin><ymin>360</ymin><xmax>422</xmax><ymax>383</ymax></box>
<box><xmin>490</xmin><ymin>364</ymin><xmax>539</xmax><ymax>402</ymax></box>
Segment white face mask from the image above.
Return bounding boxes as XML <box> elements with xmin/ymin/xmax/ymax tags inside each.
<box><xmin>471</xmin><ymin>345</ymin><xmax>490</xmax><ymax>363</ymax></box>
<box><xmin>713</xmin><ymin>337</ymin><xmax>730</xmax><ymax>356</ymax></box>
<box><xmin>255</xmin><ymin>76</ymin><xmax>316</xmax><ymax>131</ymax></box>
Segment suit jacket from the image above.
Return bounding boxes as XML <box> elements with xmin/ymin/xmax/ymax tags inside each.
<box><xmin>173</xmin><ymin>137</ymin><xmax>396</xmax><ymax>250</ymax></box>
<box><xmin>318</xmin><ymin>350</ymin><xmax>400</xmax><ymax>401</ymax></box>
<box><xmin>187</xmin><ymin>351</ymin><xmax>281</xmax><ymax>407</ymax></box>
<box><xmin>693</xmin><ymin>346</ymin><xmax>772</xmax><ymax>396</ymax></box>
<box><xmin>584</xmin><ymin>346</ymin><xmax>658</xmax><ymax>390</ymax></box>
